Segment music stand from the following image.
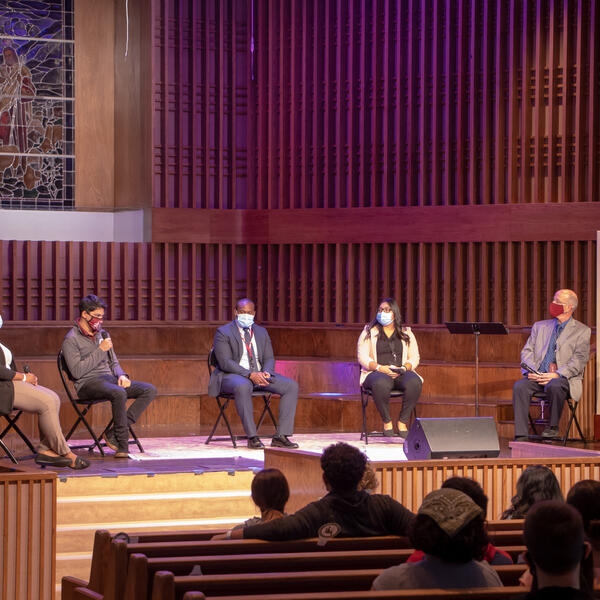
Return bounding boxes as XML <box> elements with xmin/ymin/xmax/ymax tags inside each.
<box><xmin>445</xmin><ymin>322</ymin><xmax>509</xmax><ymax>417</ymax></box>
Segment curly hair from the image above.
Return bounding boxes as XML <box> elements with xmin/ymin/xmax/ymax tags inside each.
<box><xmin>320</xmin><ymin>442</ymin><xmax>367</xmax><ymax>494</ymax></box>
<box><xmin>501</xmin><ymin>465</ymin><xmax>563</xmax><ymax>520</ymax></box>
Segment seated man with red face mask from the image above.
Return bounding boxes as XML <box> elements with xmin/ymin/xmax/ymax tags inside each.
<box><xmin>61</xmin><ymin>295</ymin><xmax>156</xmax><ymax>457</ymax></box>
<box><xmin>513</xmin><ymin>289</ymin><xmax>590</xmax><ymax>441</ymax></box>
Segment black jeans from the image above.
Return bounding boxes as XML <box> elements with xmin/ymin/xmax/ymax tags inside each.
<box><xmin>363</xmin><ymin>370</ymin><xmax>422</xmax><ymax>424</ymax></box>
<box><xmin>78</xmin><ymin>375</ymin><xmax>157</xmax><ymax>448</ymax></box>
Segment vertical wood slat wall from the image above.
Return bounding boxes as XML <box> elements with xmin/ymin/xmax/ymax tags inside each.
<box><xmin>0</xmin><ymin>470</ymin><xmax>56</xmax><ymax>600</ymax></box>
<box><xmin>0</xmin><ymin>240</ymin><xmax>595</xmax><ymax>327</ymax></box>
<box><xmin>152</xmin><ymin>0</ymin><xmax>600</xmax><ymax>209</ymax></box>
<box><xmin>376</xmin><ymin>457</ymin><xmax>600</xmax><ymax>520</ymax></box>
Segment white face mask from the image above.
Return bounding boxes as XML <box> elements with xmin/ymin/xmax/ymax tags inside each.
<box><xmin>237</xmin><ymin>313</ymin><xmax>255</xmax><ymax>328</ymax></box>
<box><xmin>0</xmin><ymin>314</ymin><xmax>3</xmax><ymax>329</ymax></box>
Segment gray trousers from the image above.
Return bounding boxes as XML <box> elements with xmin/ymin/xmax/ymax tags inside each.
<box><xmin>220</xmin><ymin>373</ymin><xmax>299</xmax><ymax>438</ymax></box>
<box><xmin>512</xmin><ymin>376</ymin><xmax>570</xmax><ymax>438</ymax></box>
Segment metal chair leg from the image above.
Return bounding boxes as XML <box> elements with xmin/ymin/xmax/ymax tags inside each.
<box><xmin>0</xmin><ymin>437</ymin><xmax>18</xmax><ymax>464</ymax></box>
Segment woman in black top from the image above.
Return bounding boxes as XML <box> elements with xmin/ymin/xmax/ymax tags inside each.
<box><xmin>357</xmin><ymin>298</ymin><xmax>423</xmax><ymax>437</ymax></box>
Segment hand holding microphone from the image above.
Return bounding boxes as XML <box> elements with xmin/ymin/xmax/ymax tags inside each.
<box><xmin>99</xmin><ymin>331</ymin><xmax>113</xmax><ymax>352</ymax></box>
<box><xmin>23</xmin><ymin>364</ymin><xmax>38</xmax><ymax>386</ymax></box>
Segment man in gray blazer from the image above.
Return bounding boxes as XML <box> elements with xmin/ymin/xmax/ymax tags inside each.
<box><xmin>208</xmin><ymin>298</ymin><xmax>299</xmax><ymax>449</ymax></box>
<box><xmin>513</xmin><ymin>289</ymin><xmax>590</xmax><ymax>441</ymax></box>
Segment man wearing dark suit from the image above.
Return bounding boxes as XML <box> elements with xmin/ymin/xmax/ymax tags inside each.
<box><xmin>513</xmin><ymin>289</ymin><xmax>591</xmax><ymax>441</ymax></box>
<box><xmin>208</xmin><ymin>298</ymin><xmax>299</xmax><ymax>449</ymax></box>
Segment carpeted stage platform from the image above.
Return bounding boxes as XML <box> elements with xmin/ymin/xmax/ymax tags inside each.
<box><xmin>5</xmin><ymin>431</ymin><xmax>599</xmax><ymax>477</ymax></box>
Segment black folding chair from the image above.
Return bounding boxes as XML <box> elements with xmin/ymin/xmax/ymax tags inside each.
<box><xmin>205</xmin><ymin>348</ymin><xmax>278</xmax><ymax>448</ymax></box>
<box><xmin>360</xmin><ymin>386</ymin><xmax>410</xmax><ymax>444</ymax></box>
<box><xmin>57</xmin><ymin>351</ymin><xmax>144</xmax><ymax>455</ymax></box>
<box><xmin>528</xmin><ymin>390</ymin><xmax>586</xmax><ymax>446</ymax></box>
<box><xmin>0</xmin><ymin>359</ymin><xmax>37</xmax><ymax>463</ymax></box>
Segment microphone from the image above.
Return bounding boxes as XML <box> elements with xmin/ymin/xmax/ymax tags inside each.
<box><xmin>23</xmin><ymin>364</ymin><xmax>30</xmax><ymax>374</ymax></box>
<box><xmin>101</xmin><ymin>331</ymin><xmax>116</xmax><ymax>365</ymax></box>
<box><xmin>520</xmin><ymin>362</ymin><xmax>541</xmax><ymax>376</ymax></box>
<box><xmin>390</xmin><ymin>366</ymin><xmax>407</xmax><ymax>375</ymax></box>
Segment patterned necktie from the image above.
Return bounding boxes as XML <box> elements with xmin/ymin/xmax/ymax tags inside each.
<box><xmin>539</xmin><ymin>323</ymin><xmax>560</xmax><ymax>373</ymax></box>
<box><xmin>243</xmin><ymin>328</ymin><xmax>258</xmax><ymax>372</ymax></box>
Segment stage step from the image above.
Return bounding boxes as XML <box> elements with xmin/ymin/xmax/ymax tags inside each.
<box><xmin>55</xmin><ymin>470</ymin><xmax>256</xmax><ymax>591</ymax></box>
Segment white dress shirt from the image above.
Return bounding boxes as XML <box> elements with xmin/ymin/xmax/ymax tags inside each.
<box><xmin>236</xmin><ymin>324</ymin><xmax>262</xmax><ymax>371</ymax></box>
<box><xmin>0</xmin><ymin>341</ymin><xmax>12</xmax><ymax>369</ymax></box>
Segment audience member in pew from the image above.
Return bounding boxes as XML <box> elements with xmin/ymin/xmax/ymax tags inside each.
<box><xmin>357</xmin><ymin>463</ymin><xmax>378</xmax><ymax>493</ymax></box>
<box><xmin>513</xmin><ymin>288</ymin><xmax>590</xmax><ymax>441</ymax></box>
<box><xmin>357</xmin><ymin>297</ymin><xmax>422</xmax><ymax>438</ymax></box>
<box><xmin>0</xmin><ymin>312</ymin><xmax>89</xmax><ymax>469</ymax></box>
<box><xmin>232</xmin><ymin>468</ymin><xmax>290</xmax><ymax>530</ymax></box>
<box><xmin>523</xmin><ymin>500</ymin><xmax>594</xmax><ymax>599</ymax></box>
<box><xmin>212</xmin><ymin>442</ymin><xmax>414</xmax><ymax>540</ymax></box>
<box><xmin>372</xmin><ymin>488</ymin><xmax>502</xmax><ymax>590</ymax></box>
<box><xmin>209</xmin><ymin>298</ymin><xmax>299</xmax><ymax>449</ymax></box>
<box><xmin>500</xmin><ymin>465</ymin><xmax>563</xmax><ymax>520</ymax></box>
<box><xmin>407</xmin><ymin>477</ymin><xmax>512</xmax><ymax>565</ymax></box>
<box><xmin>567</xmin><ymin>480</ymin><xmax>600</xmax><ymax>585</ymax></box>
<box><xmin>62</xmin><ymin>295</ymin><xmax>157</xmax><ymax>458</ymax></box>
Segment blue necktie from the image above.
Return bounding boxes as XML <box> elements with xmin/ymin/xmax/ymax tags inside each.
<box><xmin>539</xmin><ymin>324</ymin><xmax>559</xmax><ymax>373</ymax></box>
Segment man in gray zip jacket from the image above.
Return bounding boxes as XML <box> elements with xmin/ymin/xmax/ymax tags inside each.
<box><xmin>61</xmin><ymin>294</ymin><xmax>156</xmax><ymax>457</ymax></box>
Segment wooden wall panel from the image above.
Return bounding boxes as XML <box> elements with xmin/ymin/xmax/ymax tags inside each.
<box><xmin>151</xmin><ymin>0</ymin><xmax>600</xmax><ymax>209</ymax></box>
<box><xmin>0</xmin><ymin>468</ymin><xmax>56</xmax><ymax>600</ymax></box>
<box><xmin>0</xmin><ymin>240</ymin><xmax>595</xmax><ymax>327</ymax></box>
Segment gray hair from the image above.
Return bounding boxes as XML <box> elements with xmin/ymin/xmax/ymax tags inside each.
<box><xmin>555</xmin><ymin>289</ymin><xmax>578</xmax><ymax>310</ymax></box>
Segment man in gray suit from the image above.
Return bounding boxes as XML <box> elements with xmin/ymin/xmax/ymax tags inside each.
<box><xmin>513</xmin><ymin>289</ymin><xmax>590</xmax><ymax>441</ymax></box>
<box><xmin>208</xmin><ymin>298</ymin><xmax>299</xmax><ymax>449</ymax></box>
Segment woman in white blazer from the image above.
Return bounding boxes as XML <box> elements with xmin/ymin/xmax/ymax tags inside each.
<box><xmin>357</xmin><ymin>298</ymin><xmax>422</xmax><ymax>437</ymax></box>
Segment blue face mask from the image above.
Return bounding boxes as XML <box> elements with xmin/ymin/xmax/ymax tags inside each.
<box><xmin>237</xmin><ymin>313</ymin><xmax>255</xmax><ymax>328</ymax></box>
<box><xmin>377</xmin><ymin>311</ymin><xmax>394</xmax><ymax>326</ymax></box>
<box><xmin>0</xmin><ymin>314</ymin><xmax>3</xmax><ymax>329</ymax></box>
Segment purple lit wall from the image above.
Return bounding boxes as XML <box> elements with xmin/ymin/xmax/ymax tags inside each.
<box><xmin>151</xmin><ymin>0</ymin><xmax>599</xmax><ymax>209</ymax></box>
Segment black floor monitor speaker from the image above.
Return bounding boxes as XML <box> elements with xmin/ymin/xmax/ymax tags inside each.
<box><xmin>404</xmin><ymin>417</ymin><xmax>500</xmax><ymax>460</ymax></box>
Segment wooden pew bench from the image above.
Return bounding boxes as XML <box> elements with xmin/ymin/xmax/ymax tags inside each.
<box><xmin>179</xmin><ymin>589</ymin><xmax>529</xmax><ymax>600</ymax></box>
<box><xmin>149</xmin><ymin>564</ymin><xmax>528</xmax><ymax>600</ymax></box>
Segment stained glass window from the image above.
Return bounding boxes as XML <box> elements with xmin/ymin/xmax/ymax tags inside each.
<box><xmin>0</xmin><ymin>0</ymin><xmax>74</xmax><ymax>210</ymax></box>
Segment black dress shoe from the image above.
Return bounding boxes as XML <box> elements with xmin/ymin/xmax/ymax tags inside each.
<box><xmin>35</xmin><ymin>453</ymin><xmax>72</xmax><ymax>468</ymax></box>
<box><xmin>514</xmin><ymin>436</ymin><xmax>530</xmax><ymax>442</ymax></box>
<box><xmin>271</xmin><ymin>435</ymin><xmax>299</xmax><ymax>449</ymax></box>
<box><xmin>542</xmin><ymin>426</ymin><xmax>559</xmax><ymax>439</ymax></box>
<box><xmin>247</xmin><ymin>436</ymin><xmax>265</xmax><ymax>449</ymax></box>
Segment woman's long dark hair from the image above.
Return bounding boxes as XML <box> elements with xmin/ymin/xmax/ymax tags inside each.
<box><xmin>501</xmin><ymin>465</ymin><xmax>563</xmax><ymax>520</ymax></box>
<box><xmin>365</xmin><ymin>297</ymin><xmax>409</xmax><ymax>344</ymax></box>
